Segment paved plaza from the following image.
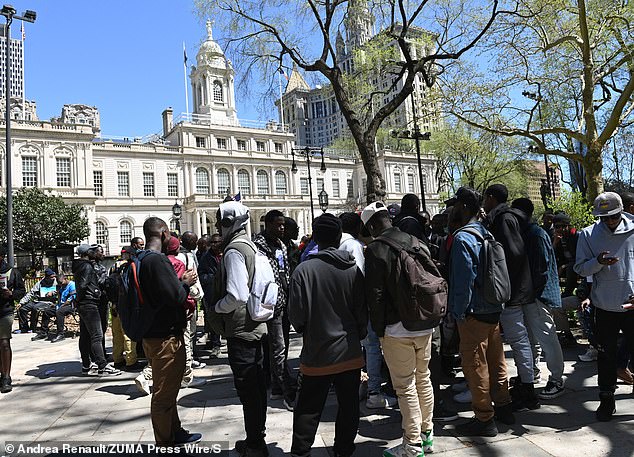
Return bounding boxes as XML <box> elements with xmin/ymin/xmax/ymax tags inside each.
<box><xmin>2</xmin><ymin>322</ymin><xmax>634</xmax><ymax>457</ymax></box>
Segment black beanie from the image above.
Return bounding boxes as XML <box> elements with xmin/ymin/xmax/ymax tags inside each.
<box><xmin>312</xmin><ymin>213</ymin><xmax>342</xmax><ymax>245</ymax></box>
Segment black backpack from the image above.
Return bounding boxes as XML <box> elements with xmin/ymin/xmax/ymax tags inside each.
<box><xmin>459</xmin><ymin>227</ymin><xmax>511</xmax><ymax>306</ymax></box>
<box><xmin>117</xmin><ymin>250</ymin><xmax>159</xmax><ymax>341</ymax></box>
<box><xmin>375</xmin><ymin>235</ymin><xmax>447</xmax><ymax>331</ymax></box>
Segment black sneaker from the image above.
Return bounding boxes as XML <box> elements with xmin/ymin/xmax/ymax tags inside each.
<box><xmin>50</xmin><ymin>334</ymin><xmax>65</xmax><ymax>343</ymax></box>
<box><xmin>235</xmin><ymin>440</ymin><xmax>269</xmax><ymax>457</ymax></box>
<box><xmin>596</xmin><ymin>391</ymin><xmax>615</xmax><ymax>422</ymax></box>
<box><xmin>511</xmin><ymin>383</ymin><xmax>541</xmax><ymax>411</ymax></box>
<box><xmin>283</xmin><ymin>395</ymin><xmax>295</xmax><ymax>412</ymax></box>
<box><xmin>97</xmin><ymin>363</ymin><xmax>122</xmax><ymax>376</ymax></box>
<box><xmin>0</xmin><ymin>375</ymin><xmax>12</xmax><ymax>393</ymax></box>
<box><xmin>455</xmin><ymin>417</ymin><xmax>498</xmax><ymax>437</ymax></box>
<box><xmin>82</xmin><ymin>362</ymin><xmax>98</xmax><ymax>375</ymax></box>
<box><xmin>174</xmin><ymin>428</ymin><xmax>202</xmax><ymax>446</ymax></box>
<box><xmin>31</xmin><ymin>332</ymin><xmax>48</xmax><ymax>341</ymax></box>
<box><xmin>494</xmin><ymin>403</ymin><xmax>516</xmax><ymax>425</ymax></box>
<box><xmin>433</xmin><ymin>401</ymin><xmax>459</xmax><ymax>422</ymax></box>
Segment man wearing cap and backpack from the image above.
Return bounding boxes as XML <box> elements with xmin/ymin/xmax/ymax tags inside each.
<box><xmin>574</xmin><ymin>192</ymin><xmax>634</xmax><ymax>421</ymax></box>
<box><xmin>363</xmin><ymin>201</ymin><xmax>440</xmax><ymax>457</ymax></box>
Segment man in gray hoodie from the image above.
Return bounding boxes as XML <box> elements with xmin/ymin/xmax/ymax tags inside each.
<box><xmin>288</xmin><ymin>213</ymin><xmax>367</xmax><ymax>457</ymax></box>
<box><xmin>575</xmin><ymin>192</ymin><xmax>634</xmax><ymax>421</ymax></box>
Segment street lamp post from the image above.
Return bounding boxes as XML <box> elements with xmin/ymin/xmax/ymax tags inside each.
<box><xmin>318</xmin><ymin>189</ymin><xmax>329</xmax><ymax>212</ymax></box>
<box><xmin>291</xmin><ymin>146</ymin><xmax>326</xmax><ymax>222</ymax></box>
<box><xmin>172</xmin><ymin>200</ymin><xmax>182</xmax><ymax>234</ymax></box>
<box><xmin>390</xmin><ymin>92</ymin><xmax>431</xmax><ymax>213</ymax></box>
<box><xmin>2</xmin><ymin>5</ymin><xmax>36</xmax><ymax>267</ymax></box>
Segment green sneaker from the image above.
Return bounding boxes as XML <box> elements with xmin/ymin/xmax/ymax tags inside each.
<box><xmin>422</xmin><ymin>430</ymin><xmax>434</xmax><ymax>453</ymax></box>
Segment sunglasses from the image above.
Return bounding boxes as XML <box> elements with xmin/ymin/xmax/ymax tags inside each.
<box><xmin>600</xmin><ymin>213</ymin><xmax>621</xmax><ymax>221</ymax></box>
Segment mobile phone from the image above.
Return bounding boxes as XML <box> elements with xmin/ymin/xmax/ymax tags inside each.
<box><xmin>604</xmin><ymin>256</ymin><xmax>619</xmax><ymax>261</ymax></box>
<box><xmin>622</xmin><ymin>303</ymin><xmax>633</xmax><ymax>310</ymax></box>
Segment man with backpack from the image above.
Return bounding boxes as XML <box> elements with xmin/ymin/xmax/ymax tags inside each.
<box><xmin>288</xmin><ymin>213</ymin><xmax>367</xmax><ymax>457</ymax></box>
<box><xmin>449</xmin><ymin>187</ymin><xmax>514</xmax><ymax>437</ymax></box>
<box><xmin>363</xmin><ymin>201</ymin><xmax>438</xmax><ymax>457</ymax></box>
<box><xmin>209</xmin><ymin>201</ymin><xmax>269</xmax><ymax>457</ymax></box>
<box><xmin>511</xmin><ymin>198</ymin><xmax>566</xmax><ymax>401</ymax></box>
<box><xmin>483</xmin><ymin>184</ymin><xmax>539</xmax><ymax>411</ymax></box>
<box><xmin>135</xmin><ymin>217</ymin><xmax>201</xmax><ymax>446</ymax></box>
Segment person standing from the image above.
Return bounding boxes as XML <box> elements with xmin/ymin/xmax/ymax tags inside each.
<box><xmin>363</xmin><ymin>202</ymin><xmax>435</xmax><ymax>457</ymax></box>
<box><xmin>72</xmin><ymin>244</ymin><xmax>120</xmax><ymax>376</ymax></box>
<box><xmin>131</xmin><ymin>237</ymin><xmax>145</xmax><ymax>252</ymax></box>
<box><xmin>288</xmin><ymin>214</ymin><xmax>367</xmax><ymax>457</ymax></box>
<box><xmin>92</xmin><ymin>246</ymin><xmax>110</xmax><ymax>358</ymax></box>
<box><xmin>139</xmin><ymin>217</ymin><xmax>201</xmax><ymax>445</ymax></box>
<box><xmin>199</xmin><ymin>233</ymin><xmax>223</xmax><ymax>357</ymax></box>
<box><xmin>0</xmin><ymin>246</ymin><xmax>25</xmax><ymax>393</ymax></box>
<box><xmin>449</xmin><ymin>187</ymin><xmax>514</xmax><ymax>437</ymax></box>
<box><xmin>574</xmin><ymin>192</ymin><xmax>634</xmax><ymax>421</ymax></box>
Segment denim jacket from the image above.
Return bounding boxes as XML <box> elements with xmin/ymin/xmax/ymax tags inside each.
<box><xmin>449</xmin><ymin>221</ymin><xmax>504</xmax><ymax>321</ymax></box>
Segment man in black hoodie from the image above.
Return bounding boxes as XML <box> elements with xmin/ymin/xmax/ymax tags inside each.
<box><xmin>0</xmin><ymin>246</ymin><xmax>25</xmax><ymax>393</ymax></box>
<box><xmin>483</xmin><ymin>184</ymin><xmax>539</xmax><ymax>411</ymax></box>
<box><xmin>288</xmin><ymin>214</ymin><xmax>367</xmax><ymax>457</ymax></box>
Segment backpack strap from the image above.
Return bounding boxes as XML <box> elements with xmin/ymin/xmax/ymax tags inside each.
<box><xmin>374</xmin><ymin>235</ymin><xmax>405</xmax><ymax>252</ymax></box>
<box><xmin>458</xmin><ymin>227</ymin><xmax>491</xmax><ymax>242</ymax></box>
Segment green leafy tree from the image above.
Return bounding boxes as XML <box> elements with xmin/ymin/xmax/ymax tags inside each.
<box><xmin>0</xmin><ymin>188</ymin><xmax>90</xmax><ymax>269</ymax></box>
<box><xmin>549</xmin><ymin>190</ymin><xmax>595</xmax><ymax>230</ymax></box>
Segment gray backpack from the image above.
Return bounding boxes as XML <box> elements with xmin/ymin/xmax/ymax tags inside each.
<box><xmin>459</xmin><ymin>227</ymin><xmax>511</xmax><ymax>306</ymax></box>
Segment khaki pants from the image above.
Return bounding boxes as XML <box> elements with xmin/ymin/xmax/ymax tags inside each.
<box><xmin>143</xmin><ymin>335</ymin><xmax>186</xmax><ymax>445</ymax></box>
<box><xmin>457</xmin><ymin>316</ymin><xmax>511</xmax><ymax>422</ymax></box>
<box><xmin>381</xmin><ymin>334</ymin><xmax>434</xmax><ymax>444</ymax></box>
<box><xmin>111</xmin><ymin>313</ymin><xmax>137</xmax><ymax>366</ymax></box>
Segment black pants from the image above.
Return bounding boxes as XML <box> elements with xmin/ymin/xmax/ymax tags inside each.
<box><xmin>595</xmin><ymin>307</ymin><xmax>634</xmax><ymax>392</ymax></box>
<box><xmin>267</xmin><ymin>310</ymin><xmax>296</xmax><ymax>396</ymax></box>
<box><xmin>99</xmin><ymin>301</ymin><xmax>109</xmax><ymax>356</ymax></box>
<box><xmin>291</xmin><ymin>368</ymin><xmax>360</xmax><ymax>457</ymax></box>
<box><xmin>227</xmin><ymin>337</ymin><xmax>268</xmax><ymax>449</ymax></box>
<box><xmin>18</xmin><ymin>301</ymin><xmax>52</xmax><ymax>332</ymax></box>
<box><xmin>78</xmin><ymin>304</ymin><xmax>107</xmax><ymax>369</ymax></box>
<box><xmin>41</xmin><ymin>304</ymin><xmax>74</xmax><ymax>334</ymax></box>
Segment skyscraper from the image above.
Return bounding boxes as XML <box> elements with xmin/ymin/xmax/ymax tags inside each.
<box><xmin>0</xmin><ymin>24</ymin><xmax>24</xmax><ymax>100</ymax></box>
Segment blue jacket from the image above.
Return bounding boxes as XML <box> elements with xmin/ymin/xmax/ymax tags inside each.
<box><xmin>58</xmin><ymin>281</ymin><xmax>76</xmax><ymax>309</ymax></box>
<box><xmin>523</xmin><ymin>223</ymin><xmax>561</xmax><ymax>308</ymax></box>
<box><xmin>449</xmin><ymin>221</ymin><xmax>504</xmax><ymax>321</ymax></box>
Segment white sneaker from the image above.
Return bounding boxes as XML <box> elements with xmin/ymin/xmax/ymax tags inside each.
<box><xmin>383</xmin><ymin>443</ymin><xmax>423</xmax><ymax>457</ymax></box>
<box><xmin>135</xmin><ymin>373</ymin><xmax>151</xmax><ymax>396</ymax></box>
<box><xmin>191</xmin><ymin>360</ymin><xmax>206</xmax><ymax>369</ymax></box>
<box><xmin>453</xmin><ymin>389</ymin><xmax>472</xmax><ymax>404</ymax></box>
<box><xmin>366</xmin><ymin>393</ymin><xmax>398</xmax><ymax>409</ymax></box>
<box><xmin>579</xmin><ymin>347</ymin><xmax>598</xmax><ymax>362</ymax></box>
<box><xmin>422</xmin><ymin>429</ymin><xmax>434</xmax><ymax>453</ymax></box>
<box><xmin>451</xmin><ymin>380</ymin><xmax>468</xmax><ymax>393</ymax></box>
<box><xmin>98</xmin><ymin>363</ymin><xmax>121</xmax><ymax>376</ymax></box>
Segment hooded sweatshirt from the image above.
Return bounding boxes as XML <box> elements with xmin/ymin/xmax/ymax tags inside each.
<box><xmin>574</xmin><ymin>213</ymin><xmax>634</xmax><ymax>312</ymax></box>
<box><xmin>288</xmin><ymin>247</ymin><xmax>367</xmax><ymax>375</ymax></box>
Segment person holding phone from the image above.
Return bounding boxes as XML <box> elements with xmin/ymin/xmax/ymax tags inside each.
<box><xmin>574</xmin><ymin>192</ymin><xmax>634</xmax><ymax>422</ymax></box>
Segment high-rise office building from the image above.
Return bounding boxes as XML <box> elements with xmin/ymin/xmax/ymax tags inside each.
<box><xmin>0</xmin><ymin>24</ymin><xmax>24</xmax><ymax>100</ymax></box>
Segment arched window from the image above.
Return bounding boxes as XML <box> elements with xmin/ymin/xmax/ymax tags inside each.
<box><xmin>95</xmin><ymin>221</ymin><xmax>108</xmax><ymax>245</ymax></box>
<box><xmin>217</xmin><ymin>168</ymin><xmax>230</xmax><ymax>194</ymax></box>
<box><xmin>195</xmin><ymin>168</ymin><xmax>210</xmax><ymax>194</ymax></box>
<box><xmin>120</xmin><ymin>221</ymin><xmax>132</xmax><ymax>244</ymax></box>
<box><xmin>421</xmin><ymin>173</ymin><xmax>428</xmax><ymax>193</ymax></box>
<box><xmin>256</xmin><ymin>170</ymin><xmax>269</xmax><ymax>195</ymax></box>
<box><xmin>237</xmin><ymin>169</ymin><xmax>251</xmax><ymax>194</ymax></box>
<box><xmin>213</xmin><ymin>80</ymin><xmax>223</xmax><ymax>102</ymax></box>
<box><xmin>275</xmin><ymin>171</ymin><xmax>287</xmax><ymax>195</ymax></box>
<box><xmin>393</xmin><ymin>169</ymin><xmax>402</xmax><ymax>193</ymax></box>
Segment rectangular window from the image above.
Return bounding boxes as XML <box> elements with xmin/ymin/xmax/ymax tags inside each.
<box><xmin>300</xmin><ymin>177</ymin><xmax>309</xmax><ymax>195</ymax></box>
<box><xmin>394</xmin><ymin>172</ymin><xmax>401</xmax><ymax>193</ymax></box>
<box><xmin>22</xmin><ymin>157</ymin><xmax>37</xmax><ymax>187</ymax></box>
<box><xmin>56</xmin><ymin>158</ymin><xmax>71</xmax><ymax>187</ymax></box>
<box><xmin>237</xmin><ymin>139</ymin><xmax>246</xmax><ymax>151</ymax></box>
<box><xmin>333</xmin><ymin>179</ymin><xmax>340</xmax><ymax>198</ymax></box>
<box><xmin>167</xmin><ymin>173</ymin><xmax>178</xmax><ymax>197</ymax></box>
<box><xmin>422</xmin><ymin>175</ymin><xmax>428</xmax><ymax>193</ymax></box>
<box><xmin>217</xmin><ymin>138</ymin><xmax>227</xmax><ymax>149</ymax></box>
<box><xmin>195</xmin><ymin>136</ymin><xmax>206</xmax><ymax>148</ymax></box>
<box><xmin>317</xmin><ymin>177</ymin><xmax>324</xmax><ymax>191</ymax></box>
<box><xmin>117</xmin><ymin>171</ymin><xmax>130</xmax><ymax>197</ymax></box>
<box><xmin>143</xmin><ymin>172</ymin><xmax>155</xmax><ymax>197</ymax></box>
<box><xmin>93</xmin><ymin>170</ymin><xmax>103</xmax><ymax>197</ymax></box>
<box><xmin>257</xmin><ymin>172</ymin><xmax>269</xmax><ymax>195</ymax></box>
<box><xmin>256</xmin><ymin>141</ymin><xmax>265</xmax><ymax>152</ymax></box>
<box><xmin>347</xmin><ymin>179</ymin><xmax>353</xmax><ymax>198</ymax></box>
<box><xmin>407</xmin><ymin>173</ymin><xmax>415</xmax><ymax>193</ymax></box>
<box><xmin>274</xmin><ymin>143</ymin><xmax>283</xmax><ymax>154</ymax></box>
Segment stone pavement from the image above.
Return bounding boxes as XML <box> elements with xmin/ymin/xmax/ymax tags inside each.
<box><xmin>2</xmin><ymin>323</ymin><xmax>634</xmax><ymax>457</ymax></box>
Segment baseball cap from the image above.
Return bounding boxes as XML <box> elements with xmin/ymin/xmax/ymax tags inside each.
<box><xmin>76</xmin><ymin>244</ymin><xmax>99</xmax><ymax>256</ymax></box>
<box><xmin>361</xmin><ymin>201</ymin><xmax>388</xmax><ymax>225</ymax></box>
<box><xmin>552</xmin><ymin>212</ymin><xmax>571</xmax><ymax>225</ymax></box>
<box><xmin>592</xmin><ymin>192</ymin><xmax>623</xmax><ymax>217</ymax></box>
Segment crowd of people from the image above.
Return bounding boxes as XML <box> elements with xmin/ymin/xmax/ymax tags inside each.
<box><xmin>0</xmin><ymin>185</ymin><xmax>633</xmax><ymax>457</ymax></box>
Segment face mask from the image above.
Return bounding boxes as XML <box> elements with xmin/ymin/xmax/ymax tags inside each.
<box><xmin>42</xmin><ymin>277</ymin><xmax>55</xmax><ymax>287</ymax></box>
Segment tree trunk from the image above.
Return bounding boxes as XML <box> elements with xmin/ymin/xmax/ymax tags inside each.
<box><xmin>583</xmin><ymin>147</ymin><xmax>604</xmax><ymax>202</ymax></box>
<box><xmin>357</xmin><ymin>138</ymin><xmax>386</xmax><ymax>204</ymax></box>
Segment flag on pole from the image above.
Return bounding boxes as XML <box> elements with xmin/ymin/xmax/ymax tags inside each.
<box><xmin>183</xmin><ymin>43</ymin><xmax>188</xmax><ymax>66</ymax></box>
<box><xmin>279</xmin><ymin>67</ymin><xmax>289</xmax><ymax>81</ymax></box>
<box><xmin>183</xmin><ymin>42</ymin><xmax>189</xmax><ymax>115</ymax></box>
<box><xmin>21</xmin><ymin>22</ymin><xmax>25</xmax><ymax>41</ymax></box>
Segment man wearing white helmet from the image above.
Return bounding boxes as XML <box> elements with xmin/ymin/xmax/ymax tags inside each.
<box><xmin>575</xmin><ymin>192</ymin><xmax>634</xmax><ymax>422</ymax></box>
<box><xmin>210</xmin><ymin>201</ymin><xmax>269</xmax><ymax>457</ymax></box>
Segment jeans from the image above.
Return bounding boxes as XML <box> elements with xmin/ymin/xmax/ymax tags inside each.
<box><xmin>381</xmin><ymin>334</ymin><xmax>434</xmax><ymax>445</ymax></box>
<box><xmin>594</xmin><ymin>307</ymin><xmax>634</xmax><ymax>393</ymax></box>
<box><xmin>18</xmin><ymin>301</ymin><xmax>52</xmax><ymax>332</ymax></box>
<box><xmin>617</xmin><ymin>334</ymin><xmax>633</xmax><ymax>370</ymax></box>
<box><xmin>523</xmin><ymin>300</ymin><xmax>565</xmax><ymax>383</ymax></box>
<box><xmin>267</xmin><ymin>311</ymin><xmax>295</xmax><ymax>396</ymax></box>
<box><xmin>291</xmin><ymin>369</ymin><xmax>360</xmax><ymax>457</ymax></box>
<box><xmin>78</xmin><ymin>304</ymin><xmax>107</xmax><ymax>369</ymax></box>
<box><xmin>98</xmin><ymin>301</ymin><xmax>109</xmax><ymax>356</ymax></box>
<box><xmin>227</xmin><ymin>337</ymin><xmax>268</xmax><ymax>449</ymax></box>
<box><xmin>182</xmin><ymin>312</ymin><xmax>196</xmax><ymax>384</ymax></box>
<box><xmin>499</xmin><ymin>305</ymin><xmax>534</xmax><ymax>383</ymax></box>
<box><xmin>458</xmin><ymin>317</ymin><xmax>511</xmax><ymax>422</ymax></box>
<box><xmin>553</xmin><ymin>295</ymin><xmax>580</xmax><ymax>335</ymax></box>
<box><xmin>54</xmin><ymin>304</ymin><xmax>75</xmax><ymax>334</ymax></box>
<box><xmin>579</xmin><ymin>304</ymin><xmax>596</xmax><ymax>346</ymax></box>
<box><xmin>362</xmin><ymin>321</ymin><xmax>383</xmax><ymax>395</ymax></box>
<box><xmin>143</xmin><ymin>335</ymin><xmax>186</xmax><ymax>445</ymax></box>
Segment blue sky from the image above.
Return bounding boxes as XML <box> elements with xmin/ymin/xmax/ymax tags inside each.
<box><xmin>19</xmin><ymin>0</ymin><xmax>265</xmax><ymax>137</ymax></box>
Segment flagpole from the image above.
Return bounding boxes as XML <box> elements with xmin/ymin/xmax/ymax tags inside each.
<box><xmin>183</xmin><ymin>42</ymin><xmax>189</xmax><ymax>117</ymax></box>
<box><xmin>21</xmin><ymin>22</ymin><xmax>24</xmax><ymax>120</ymax></box>
<box><xmin>278</xmin><ymin>68</ymin><xmax>285</xmax><ymax>130</ymax></box>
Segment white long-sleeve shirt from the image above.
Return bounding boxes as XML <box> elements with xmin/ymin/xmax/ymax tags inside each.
<box><xmin>214</xmin><ymin>249</ymin><xmax>250</xmax><ymax>314</ymax></box>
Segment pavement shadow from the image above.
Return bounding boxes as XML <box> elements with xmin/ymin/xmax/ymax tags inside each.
<box><xmin>25</xmin><ymin>361</ymin><xmax>87</xmax><ymax>379</ymax></box>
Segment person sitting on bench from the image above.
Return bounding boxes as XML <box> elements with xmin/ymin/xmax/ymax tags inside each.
<box><xmin>15</xmin><ymin>269</ymin><xmax>57</xmax><ymax>334</ymax></box>
<box><xmin>33</xmin><ymin>274</ymin><xmax>76</xmax><ymax>342</ymax></box>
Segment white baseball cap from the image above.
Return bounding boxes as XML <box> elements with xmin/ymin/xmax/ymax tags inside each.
<box><xmin>361</xmin><ymin>201</ymin><xmax>389</xmax><ymax>225</ymax></box>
